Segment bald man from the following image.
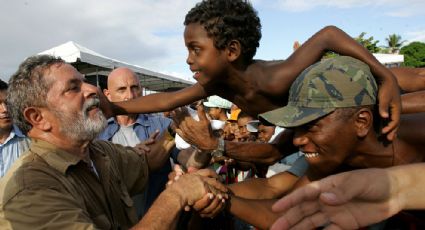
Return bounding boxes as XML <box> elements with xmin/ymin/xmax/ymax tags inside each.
<box><xmin>98</xmin><ymin>67</ymin><xmax>179</xmax><ymax>218</ymax></box>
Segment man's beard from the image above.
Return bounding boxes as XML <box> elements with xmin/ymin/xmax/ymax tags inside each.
<box><xmin>51</xmin><ymin>98</ymin><xmax>107</xmax><ymax>142</ymax></box>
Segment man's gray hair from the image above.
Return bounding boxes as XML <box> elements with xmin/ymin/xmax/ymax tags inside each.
<box><xmin>7</xmin><ymin>55</ymin><xmax>65</xmax><ymax>134</ymax></box>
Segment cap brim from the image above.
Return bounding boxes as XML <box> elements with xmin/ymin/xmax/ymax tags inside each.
<box><xmin>246</xmin><ymin>120</ymin><xmax>260</xmax><ymax>132</ymax></box>
<box><xmin>203</xmin><ymin>101</ymin><xmax>215</xmax><ymax>108</ymax></box>
<box><xmin>259</xmin><ymin>105</ymin><xmax>335</xmax><ymax>128</ymax></box>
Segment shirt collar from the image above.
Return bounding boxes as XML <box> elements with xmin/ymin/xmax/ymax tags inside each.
<box><xmin>107</xmin><ymin>114</ymin><xmax>150</xmax><ymax>127</ymax></box>
<box><xmin>12</xmin><ymin>125</ymin><xmax>25</xmax><ymax>137</ymax></box>
<box><xmin>1</xmin><ymin>125</ymin><xmax>25</xmax><ymax>145</ymax></box>
<box><xmin>29</xmin><ymin>139</ymin><xmax>82</xmax><ymax>175</ymax></box>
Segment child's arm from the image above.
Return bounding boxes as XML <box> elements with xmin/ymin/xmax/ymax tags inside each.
<box><xmin>101</xmin><ymin>83</ymin><xmax>207</xmax><ymax>117</ymax></box>
<box><xmin>279</xmin><ymin>25</ymin><xmax>400</xmax><ymax>140</ymax></box>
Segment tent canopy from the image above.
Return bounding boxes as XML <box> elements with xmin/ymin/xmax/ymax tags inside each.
<box><xmin>39</xmin><ymin>41</ymin><xmax>194</xmax><ymax>92</ymax></box>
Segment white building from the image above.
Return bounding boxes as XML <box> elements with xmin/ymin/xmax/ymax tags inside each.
<box><xmin>373</xmin><ymin>53</ymin><xmax>404</xmax><ymax>68</ymax></box>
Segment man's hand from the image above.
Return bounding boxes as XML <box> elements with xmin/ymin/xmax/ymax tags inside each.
<box><xmin>167</xmin><ymin>168</ymin><xmax>228</xmax><ymax>218</ymax></box>
<box><xmin>191</xmin><ymin>169</ymin><xmax>228</xmax><ymax>218</ymax></box>
<box><xmin>270</xmin><ymin>168</ymin><xmax>402</xmax><ymax>230</ymax></box>
<box><xmin>134</xmin><ymin>130</ymin><xmax>160</xmax><ymax>155</ymax></box>
<box><xmin>140</xmin><ymin>130</ymin><xmax>175</xmax><ymax>172</ymax></box>
<box><xmin>172</xmin><ymin>105</ymin><xmax>218</xmax><ymax>152</ymax></box>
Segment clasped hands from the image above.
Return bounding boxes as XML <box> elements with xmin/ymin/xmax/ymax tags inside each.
<box><xmin>167</xmin><ymin>167</ymin><xmax>229</xmax><ymax>218</ymax></box>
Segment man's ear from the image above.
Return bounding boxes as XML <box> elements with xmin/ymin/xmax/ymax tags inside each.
<box><xmin>226</xmin><ymin>40</ymin><xmax>241</xmax><ymax>62</ymax></box>
<box><xmin>23</xmin><ymin>107</ymin><xmax>52</xmax><ymax>131</ymax></box>
<box><xmin>103</xmin><ymin>88</ymin><xmax>112</xmax><ymax>101</ymax></box>
<box><xmin>355</xmin><ymin>108</ymin><xmax>373</xmax><ymax>138</ymax></box>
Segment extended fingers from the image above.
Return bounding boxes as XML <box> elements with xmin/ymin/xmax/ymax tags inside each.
<box><xmin>199</xmin><ymin>196</ymin><xmax>225</xmax><ymax>218</ymax></box>
<box><xmin>148</xmin><ymin>129</ymin><xmax>160</xmax><ymax>140</ymax></box>
<box><xmin>196</xmin><ymin>105</ymin><xmax>209</xmax><ymax>122</ymax></box>
<box><xmin>204</xmin><ymin>177</ymin><xmax>228</xmax><ymax>195</ymax></box>
<box><xmin>192</xmin><ymin>193</ymin><xmax>214</xmax><ymax>211</ymax></box>
<box><xmin>272</xmin><ymin>181</ymin><xmax>322</xmax><ymax>212</ymax></box>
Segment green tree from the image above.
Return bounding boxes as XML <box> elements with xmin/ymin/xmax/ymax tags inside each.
<box><xmin>354</xmin><ymin>32</ymin><xmax>381</xmax><ymax>53</ymax></box>
<box><xmin>400</xmin><ymin>41</ymin><xmax>425</xmax><ymax>67</ymax></box>
<box><xmin>386</xmin><ymin>34</ymin><xmax>405</xmax><ymax>54</ymax></box>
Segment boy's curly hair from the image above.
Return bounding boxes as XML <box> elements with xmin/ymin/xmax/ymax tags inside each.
<box><xmin>184</xmin><ymin>0</ymin><xmax>261</xmax><ymax>63</ymax></box>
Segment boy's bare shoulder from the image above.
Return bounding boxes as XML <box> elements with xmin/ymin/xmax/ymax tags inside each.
<box><xmin>252</xmin><ymin>60</ymin><xmax>293</xmax><ymax>96</ymax></box>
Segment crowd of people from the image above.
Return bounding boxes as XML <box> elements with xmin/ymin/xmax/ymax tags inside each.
<box><xmin>1</xmin><ymin>0</ymin><xmax>425</xmax><ymax>229</ymax></box>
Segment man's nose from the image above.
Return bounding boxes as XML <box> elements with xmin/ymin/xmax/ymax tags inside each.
<box><xmin>126</xmin><ymin>89</ymin><xmax>139</xmax><ymax>100</ymax></box>
<box><xmin>0</xmin><ymin>102</ymin><xmax>7</xmax><ymax>112</ymax></box>
<box><xmin>82</xmin><ymin>82</ymin><xmax>98</xmax><ymax>98</ymax></box>
<box><xmin>292</xmin><ymin>130</ymin><xmax>309</xmax><ymax>147</ymax></box>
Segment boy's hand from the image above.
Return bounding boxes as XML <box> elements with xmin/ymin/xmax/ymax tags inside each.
<box><xmin>374</xmin><ymin>67</ymin><xmax>401</xmax><ymax>141</ymax></box>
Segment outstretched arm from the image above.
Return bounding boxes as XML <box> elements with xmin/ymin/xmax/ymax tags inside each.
<box><xmin>270</xmin><ymin>164</ymin><xmax>425</xmax><ymax>230</ymax></box>
<box><xmin>172</xmin><ymin>105</ymin><xmax>294</xmax><ymax>165</ymax></box>
<box><xmin>228</xmin><ymin>171</ymin><xmax>299</xmax><ymax>200</ymax></box>
<box><xmin>401</xmin><ymin>90</ymin><xmax>425</xmax><ymax>114</ymax></box>
<box><xmin>133</xmin><ymin>173</ymin><xmax>225</xmax><ymax>230</ymax></box>
<box><xmin>275</xmin><ymin>26</ymin><xmax>400</xmax><ymax>140</ymax></box>
<box><xmin>101</xmin><ymin>83</ymin><xmax>207</xmax><ymax>117</ymax></box>
<box><xmin>390</xmin><ymin>67</ymin><xmax>425</xmax><ymax>93</ymax></box>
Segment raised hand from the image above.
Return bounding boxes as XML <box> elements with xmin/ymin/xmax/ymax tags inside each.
<box><xmin>270</xmin><ymin>168</ymin><xmax>402</xmax><ymax>230</ymax></box>
<box><xmin>172</xmin><ymin>105</ymin><xmax>218</xmax><ymax>152</ymax></box>
<box><xmin>134</xmin><ymin>130</ymin><xmax>160</xmax><ymax>155</ymax></box>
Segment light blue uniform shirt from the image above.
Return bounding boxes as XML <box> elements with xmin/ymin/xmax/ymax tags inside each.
<box><xmin>0</xmin><ymin>126</ymin><xmax>30</xmax><ymax>177</ymax></box>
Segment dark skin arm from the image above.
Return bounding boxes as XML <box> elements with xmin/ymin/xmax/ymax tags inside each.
<box><xmin>229</xmin><ymin>197</ymin><xmax>280</xmax><ymax>230</ymax></box>
<box><xmin>390</xmin><ymin>67</ymin><xmax>425</xmax><ymax>93</ymax></box>
<box><xmin>102</xmin><ymin>26</ymin><xmax>399</xmax><ymax>140</ymax></box>
<box><xmin>228</xmin><ymin>171</ymin><xmax>299</xmax><ymax>200</ymax></box>
<box><xmin>101</xmin><ymin>83</ymin><xmax>207</xmax><ymax>118</ymax></box>
<box><xmin>401</xmin><ymin>91</ymin><xmax>425</xmax><ymax>114</ymax></box>
<box><xmin>172</xmin><ymin>106</ymin><xmax>296</xmax><ymax>165</ymax></box>
<box><xmin>272</xmin><ymin>26</ymin><xmax>400</xmax><ymax>140</ymax></box>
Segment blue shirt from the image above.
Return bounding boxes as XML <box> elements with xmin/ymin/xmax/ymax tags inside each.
<box><xmin>98</xmin><ymin>114</ymin><xmax>179</xmax><ymax>217</ymax></box>
<box><xmin>0</xmin><ymin>126</ymin><xmax>30</xmax><ymax>177</ymax></box>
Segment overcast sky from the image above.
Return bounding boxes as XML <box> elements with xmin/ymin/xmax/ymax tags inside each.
<box><xmin>1</xmin><ymin>0</ymin><xmax>424</xmax><ymax>82</ymax></box>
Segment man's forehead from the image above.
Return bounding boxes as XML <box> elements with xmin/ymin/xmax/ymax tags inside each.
<box><xmin>45</xmin><ymin>63</ymin><xmax>84</xmax><ymax>85</ymax></box>
<box><xmin>108</xmin><ymin>71</ymin><xmax>140</xmax><ymax>88</ymax></box>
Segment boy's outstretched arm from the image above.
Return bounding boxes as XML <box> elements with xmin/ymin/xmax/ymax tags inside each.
<box><xmin>100</xmin><ymin>83</ymin><xmax>207</xmax><ymax>117</ymax></box>
<box><xmin>278</xmin><ymin>25</ymin><xmax>400</xmax><ymax>140</ymax></box>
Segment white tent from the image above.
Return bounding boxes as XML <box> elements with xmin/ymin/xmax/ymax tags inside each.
<box><xmin>39</xmin><ymin>41</ymin><xmax>194</xmax><ymax>92</ymax></box>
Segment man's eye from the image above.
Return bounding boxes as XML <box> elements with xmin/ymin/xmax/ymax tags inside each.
<box><xmin>68</xmin><ymin>85</ymin><xmax>80</xmax><ymax>92</ymax></box>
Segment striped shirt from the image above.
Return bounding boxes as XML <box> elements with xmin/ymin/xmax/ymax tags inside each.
<box><xmin>0</xmin><ymin>126</ymin><xmax>30</xmax><ymax>177</ymax></box>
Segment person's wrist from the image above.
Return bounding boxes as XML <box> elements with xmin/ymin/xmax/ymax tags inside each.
<box><xmin>165</xmin><ymin>184</ymin><xmax>187</xmax><ymax>208</ymax></box>
<box><xmin>203</xmin><ymin>137</ymin><xmax>219</xmax><ymax>152</ymax></box>
<box><xmin>168</xmin><ymin>182</ymin><xmax>189</xmax><ymax>206</ymax></box>
<box><xmin>388</xmin><ymin>166</ymin><xmax>408</xmax><ymax>211</ymax></box>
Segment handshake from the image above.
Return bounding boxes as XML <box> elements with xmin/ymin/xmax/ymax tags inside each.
<box><xmin>166</xmin><ymin>167</ymin><xmax>229</xmax><ymax>218</ymax></box>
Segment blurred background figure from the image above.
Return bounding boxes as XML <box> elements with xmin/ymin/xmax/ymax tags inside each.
<box><xmin>0</xmin><ymin>79</ymin><xmax>30</xmax><ymax>177</ymax></box>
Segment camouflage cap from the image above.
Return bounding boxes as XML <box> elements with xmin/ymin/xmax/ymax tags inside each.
<box><xmin>259</xmin><ymin>56</ymin><xmax>377</xmax><ymax>128</ymax></box>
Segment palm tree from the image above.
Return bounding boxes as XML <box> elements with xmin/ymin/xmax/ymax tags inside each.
<box><xmin>386</xmin><ymin>34</ymin><xmax>405</xmax><ymax>54</ymax></box>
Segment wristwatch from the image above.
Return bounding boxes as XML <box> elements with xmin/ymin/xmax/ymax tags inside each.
<box><xmin>210</xmin><ymin>138</ymin><xmax>225</xmax><ymax>158</ymax></box>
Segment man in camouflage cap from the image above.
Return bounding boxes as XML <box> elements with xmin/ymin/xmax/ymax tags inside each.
<box><xmin>262</xmin><ymin>56</ymin><xmax>425</xmax><ymax>229</ymax></box>
<box><xmin>258</xmin><ymin>55</ymin><xmax>389</xmax><ymax>180</ymax></box>
<box><xmin>260</xmin><ymin>55</ymin><xmax>377</xmax><ymax>128</ymax></box>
